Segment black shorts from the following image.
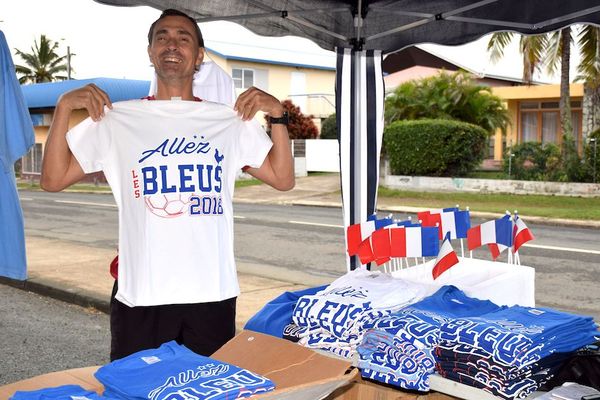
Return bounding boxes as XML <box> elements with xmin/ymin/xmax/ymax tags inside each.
<box><xmin>109</xmin><ymin>281</ymin><xmax>236</xmax><ymax>361</ymax></box>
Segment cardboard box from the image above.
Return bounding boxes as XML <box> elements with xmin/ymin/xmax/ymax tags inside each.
<box><xmin>391</xmin><ymin>257</ymin><xmax>535</xmax><ymax>307</ymax></box>
<box><xmin>0</xmin><ymin>331</ymin><xmax>356</xmax><ymax>400</ymax></box>
<box><xmin>0</xmin><ymin>366</ymin><xmax>101</xmax><ymax>399</ymax></box>
<box><xmin>212</xmin><ymin>330</ymin><xmax>357</xmax><ymax>399</ymax></box>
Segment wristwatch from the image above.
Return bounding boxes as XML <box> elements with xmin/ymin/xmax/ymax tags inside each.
<box><xmin>269</xmin><ymin>111</ymin><xmax>289</xmax><ymax>126</ymax></box>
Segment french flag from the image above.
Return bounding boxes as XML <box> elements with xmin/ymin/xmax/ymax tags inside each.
<box><xmin>357</xmin><ymin>225</ymin><xmax>439</xmax><ymax>265</ymax></box>
<box><xmin>367</xmin><ymin>214</ymin><xmax>396</xmax><ymax>229</ymax></box>
<box><xmin>390</xmin><ymin>226</ymin><xmax>439</xmax><ymax>258</ymax></box>
<box><xmin>347</xmin><ymin>220</ymin><xmax>376</xmax><ymax>256</ymax></box>
<box><xmin>513</xmin><ymin>216</ymin><xmax>534</xmax><ymax>252</ymax></box>
<box><xmin>467</xmin><ymin>215</ymin><xmax>513</xmax><ymax>251</ymax></box>
<box><xmin>432</xmin><ymin>233</ymin><xmax>459</xmax><ymax>279</ymax></box>
<box><xmin>419</xmin><ymin>209</ymin><xmax>470</xmax><ymax>239</ymax></box>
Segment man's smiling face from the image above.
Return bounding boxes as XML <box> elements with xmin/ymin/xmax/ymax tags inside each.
<box><xmin>147</xmin><ymin>15</ymin><xmax>203</xmax><ymax>83</ymax></box>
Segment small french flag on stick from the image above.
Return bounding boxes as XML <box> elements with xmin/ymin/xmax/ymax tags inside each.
<box><xmin>432</xmin><ymin>233</ymin><xmax>459</xmax><ymax>279</ymax></box>
<box><xmin>513</xmin><ymin>215</ymin><xmax>535</xmax><ymax>252</ymax></box>
<box><xmin>466</xmin><ymin>215</ymin><xmax>513</xmax><ymax>251</ymax></box>
<box><xmin>347</xmin><ymin>220</ymin><xmax>376</xmax><ymax>256</ymax></box>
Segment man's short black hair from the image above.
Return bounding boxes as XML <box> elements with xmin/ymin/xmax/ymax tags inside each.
<box><xmin>148</xmin><ymin>9</ymin><xmax>204</xmax><ymax>47</ymax></box>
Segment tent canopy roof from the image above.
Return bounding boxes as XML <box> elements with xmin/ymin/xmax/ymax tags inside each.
<box><xmin>95</xmin><ymin>0</ymin><xmax>600</xmax><ymax>53</ymax></box>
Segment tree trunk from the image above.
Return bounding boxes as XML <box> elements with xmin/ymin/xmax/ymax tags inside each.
<box><xmin>559</xmin><ymin>27</ymin><xmax>572</xmax><ymax>158</ymax></box>
<box><xmin>582</xmin><ymin>83</ymin><xmax>600</xmax><ymax>139</ymax></box>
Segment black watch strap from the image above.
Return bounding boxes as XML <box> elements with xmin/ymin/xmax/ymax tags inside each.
<box><xmin>269</xmin><ymin>111</ymin><xmax>289</xmax><ymax>125</ymax></box>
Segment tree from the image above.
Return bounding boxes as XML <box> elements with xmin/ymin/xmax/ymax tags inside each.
<box><xmin>265</xmin><ymin>99</ymin><xmax>318</xmax><ymax>140</ymax></box>
<box><xmin>576</xmin><ymin>26</ymin><xmax>600</xmax><ymax>135</ymax></box>
<box><xmin>320</xmin><ymin>113</ymin><xmax>337</xmax><ymax>139</ymax></box>
<box><xmin>385</xmin><ymin>71</ymin><xmax>510</xmax><ymax>135</ymax></box>
<box><xmin>15</xmin><ymin>35</ymin><xmax>69</xmax><ymax>84</ymax></box>
<box><xmin>487</xmin><ymin>32</ymin><xmax>548</xmax><ymax>85</ymax></box>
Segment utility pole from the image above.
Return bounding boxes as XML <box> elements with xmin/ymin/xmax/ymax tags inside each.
<box><xmin>61</xmin><ymin>39</ymin><xmax>74</xmax><ymax>80</ymax></box>
<box><xmin>591</xmin><ymin>138</ymin><xmax>597</xmax><ymax>184</ymax></box>
<box><xmin>67</xmin><ymin>45</ymin><xmax>71</xmax><ymax>80</ymax></box>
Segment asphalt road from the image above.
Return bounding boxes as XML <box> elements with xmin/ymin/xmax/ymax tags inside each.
<box><xmin>0</xmin><ymin>284</ymin><xmax>110</xmax><ymax>386</ymax></box>
<box><xmin>19</xmin><ymin>190</ymin><xmax>600</xmax><ymax>319</ymax></box>
<box><xmin>3</xmin><ymin>190</ymin><xmax>600</xmax><ymax>385</ymax></box>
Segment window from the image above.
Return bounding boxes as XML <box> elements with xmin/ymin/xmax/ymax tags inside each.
<box><xmin>541</xmin><ymin>112</ymin><xmax>558</xmax><ymax>144</ymax></box>
<box><xmin>22</xmin><ymin>143</ymin><xmax>43</xmax><ymax>174</ymax></box>
<box><xmin>30</xmin><ymin>113</ymin><xmax>52</xmax><ymax>126</ymax></box>
<box><xmin>517</xmin><ymin>100</ymin><xmax>583</xmax><ymax>151</ymax></box>
<box><xmin>521</xmin><ymin>113</ymin><xmax>538</xmax><ymax>142</ymax></box>
<box><xmin>232</xmin><ymin>68</ymin><xmax>254</xmax><ymax>89</ymax></box>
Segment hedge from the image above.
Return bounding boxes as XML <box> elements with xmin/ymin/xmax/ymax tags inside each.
<box><xmin>383</xmin><ymin>119</ymin><xmax>488</xmax><ymax>177</ymax></box>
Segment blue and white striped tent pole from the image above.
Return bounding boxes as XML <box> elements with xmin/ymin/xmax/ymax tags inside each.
<box><xmin>336</xmin><ymin>48</ymin><xmax>384</xmax><ymax>271</ymax></box>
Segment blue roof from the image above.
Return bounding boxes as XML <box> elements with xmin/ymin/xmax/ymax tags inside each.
<box><xmin>21</xmin><ymin>78</ymin><xmax>150</xmax><ymax>109</ymax></box>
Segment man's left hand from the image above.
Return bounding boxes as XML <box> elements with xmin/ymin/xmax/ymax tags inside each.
<box><xmin>234</xmin><ymin>86</ymin><xmax>284</xmax><ymax>121</ymax></box>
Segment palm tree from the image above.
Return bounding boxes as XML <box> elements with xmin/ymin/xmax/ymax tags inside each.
<box><xmin>575</xmin><ymin>25</ymin><xmax>600</xmax><ymax>136</ymax></box>
<box><xmin>487</xmin><ymin>32</ymin><xmax>548</xmax><ymax>85</ymax></box>
<box><xmin>488</xmin><ymin>29</ymin><xmax>573</xmax><ymax>145</ymax></box>
<box><xmin>489</xmin><ymin>26</ymin><xmax>600</xmax><ymax>143</ymax></box>
<box><xmin>15</xmin><ymin>35</ymin><xmax>69</xmax><ymax>84</ymax></box>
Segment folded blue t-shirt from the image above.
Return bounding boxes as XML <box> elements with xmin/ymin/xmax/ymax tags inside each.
<box><xmin>10</xmin><ymin>384</ymin><xmax>105</xmax><ymax>400</ymax></box>
<box><xmin>245</xmin><ymin>285</ymin><xmax>327</xmax><ymax>337</ymax></box>
<box><xmin>95</xmin><ymin>341</ymin><xmax>274</xmax><ymax>400</ymax></box>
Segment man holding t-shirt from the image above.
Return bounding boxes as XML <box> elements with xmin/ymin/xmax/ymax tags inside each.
<box><xmin>40</xmin><ymin>9</ymin><xmax>294</xmax><ymax>361</ymax></box>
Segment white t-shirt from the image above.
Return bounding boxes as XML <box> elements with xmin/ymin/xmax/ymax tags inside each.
<box><xmin>66</xmin><ymin>100</ymin><xmax>272</xmax><ymax>307</ymax></box>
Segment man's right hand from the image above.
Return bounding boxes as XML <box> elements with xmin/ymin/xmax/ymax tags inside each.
<box><xmin>41</xmin><ymin>84</ymin><xmax>112</xmax><ymax>192</ymax></box>
<box><xmin>57</xmin><ymin>83</ymin><xmax>113</xmax><ymax>122</ymax></box>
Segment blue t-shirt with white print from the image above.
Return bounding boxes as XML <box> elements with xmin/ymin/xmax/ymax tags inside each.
<box><xmin>95</xmin><ymin>341</ymin><xmax>274</xmax><ymax>400</ymax></box>
<box><xmin>10</xmin><ymin>385</ymin><xmax>106</xmax><ymax>400</ymax></box>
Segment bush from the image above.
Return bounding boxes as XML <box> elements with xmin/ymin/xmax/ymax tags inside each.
<box><xmin>265</xmin><ymin>99</ymin><xmax>318</xmax><ymax>139</ymax></box>
<box><xmin>383</xmin><ymin>119</ymin><xmax>488</xmax><ymax>177</ymax></box>
<box><xmin>503</xmin><ymin>142</ymin><xmax>564</xmax><ymax>181</ymax></box>
<box><xmin>385</xmin><ymin>71</ymin><xmax>510</xmax><ymax>135</ymax></box>
<box><xmin>320</xmin><ymin>113</ymin><xmax>337</xmax><ymax>139</ymax></box>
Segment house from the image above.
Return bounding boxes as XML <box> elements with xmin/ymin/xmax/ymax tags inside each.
<box><xmin>490</xmin><ymin>84</ymin><xmax>585</xmax><ymax>160</ymax></box>
<box><xmin>203</xmin><ymin>43</ymin><xmax>336</xmax><ymax>128</ymax></box>
<box><xmin>382</xmin><ymin>46</ymin><xmax>534</xmax><ymax>93</ymax></box>
<box><xmin>382</xmin><ymin>45</ymin><xmax>587</xmax><ymax>164</ymax></box>
<box><xmin>19</xmin><ymin>43</ymin><xmax>337</xmax><ymax>180</ymax></box>
<box><xmin>20</xmin><ymin>78</ymin><xmax>150</xmax><ymax>181</ymax></box>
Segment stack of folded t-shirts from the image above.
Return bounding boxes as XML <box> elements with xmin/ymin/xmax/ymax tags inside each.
<box><xmin>356</xmin><ymin>285</ymin><xmax>503</xmax><ymax>391</ymax></box>
<box><xmin>287</xmin><ymin>268</ymin><xmax>429</xmax><ymax>358</ymax></box>
<box><xmin>10</xmin><ymin>385</ymin><xmax>108</xmax><ymax>400</ymax></box>
<box><xmin>95</xmin><ymin>341</ymin><xmax>275</xmax><ymax>400</ymax></box>
<box><xmin>436</xmin><ymin>306</ymin><xmax>600</xmax><ymax>399</ymax></box>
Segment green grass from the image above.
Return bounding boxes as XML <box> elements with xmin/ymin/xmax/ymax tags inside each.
<box><xmin>234</xmin><ymin>178</ymin><xmax>263</xmax><ymax>188</ymax></box>
<box><xmin>378</xmin><ymin>186</ymin><xmax>600</xmax><ymax>221</ymax></box>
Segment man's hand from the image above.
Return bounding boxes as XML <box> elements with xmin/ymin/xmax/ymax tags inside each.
<box><xmin>57</xmin><ymin>83</ymin><xmax>113</xmax><ymax>122</ymax></box>
<box><xmin>234</xmin><ymin>87</ymin><xmax>294</xmax><ymax>191</ymax></box>
<box><xmin>41</xmin><ymin>84</ymin><xmax>112</xmax><ymax>192</ymax></box>
<box><xmin>234</xmin><ymin>86</ymin><xmax>284</xmax><ymax>120</ymax></box>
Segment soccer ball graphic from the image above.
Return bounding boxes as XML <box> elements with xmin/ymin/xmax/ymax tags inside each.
<box><xmin>144</xmin><ymin>193</ymin><xmax>192</xmax><ymax>218</ymax></box>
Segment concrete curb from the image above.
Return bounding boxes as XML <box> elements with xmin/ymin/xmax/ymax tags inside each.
<box><xmin>0</xmin><ymin>276</ymin><xmax>110</xmax><ymax>314</ymax></box>
<box><xmin>289</xmin><ymin>199</ymin><xmax>600</xmax><ymax>229</ymax></box>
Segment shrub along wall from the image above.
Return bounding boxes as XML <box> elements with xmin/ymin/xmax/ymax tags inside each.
<box><xmin>383</xmin><ymin>119</ymin><xmax>488</xmax><ymax>177</ymax></box>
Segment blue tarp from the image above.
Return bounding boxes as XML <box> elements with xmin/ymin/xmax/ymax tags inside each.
<box><xmin>0</xmin><ymin>30</ymin><xmax>35</xmax><ymax>280</ymax></box>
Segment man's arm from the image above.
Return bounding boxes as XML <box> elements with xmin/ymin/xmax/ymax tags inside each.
<box><xmin>234</xmin><ymin>87</ymin><xmax>295</xmax><ymax>191</ymax></box>
<box><xmin>40</xmin><ymin>84</ymin><xmax>113</xmax><ymax>192</ymax></box>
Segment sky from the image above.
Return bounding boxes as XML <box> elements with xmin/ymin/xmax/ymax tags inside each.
<box><xmin>1</xmin><ymin>0</ymin><xmax>574</xmax><ymax>83</ymax></box>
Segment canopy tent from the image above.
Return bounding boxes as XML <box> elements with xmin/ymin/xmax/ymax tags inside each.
<box><xmin>94</xmin><ymin>0</ymin><xmax>600</xmax><ymax>269</ymax></box>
